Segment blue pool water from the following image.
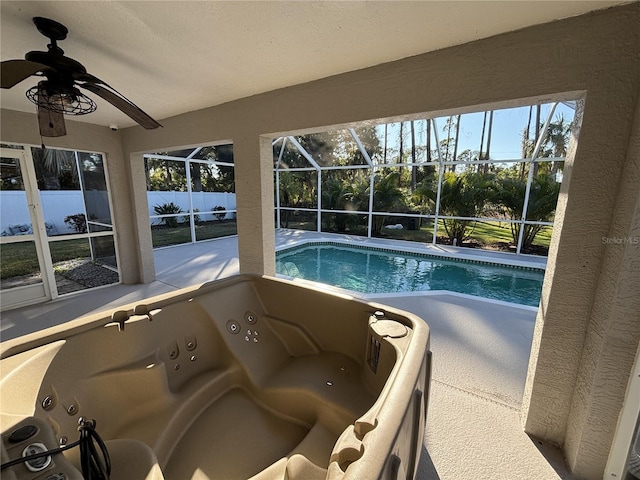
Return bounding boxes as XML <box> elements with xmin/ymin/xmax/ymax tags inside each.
<box><xmin>276</xmin><ymin>243</ymin><xmax>544</xmax><ymax>307</ymax></box>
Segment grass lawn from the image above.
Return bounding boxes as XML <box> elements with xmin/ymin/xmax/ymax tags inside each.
<box><xmin>151</xmin><ymin>220</ymin><xmax>238</xmax><ymax>248</ymax></box>
<box><xmin>309</xmin><ymin>218</ymin><xmax>551</xmax><ymax>254</ymax></box>
<box><xmin>379</xmin><ymin>220</ymin><xmax>551</xmax><ymax>254</ymax></box>
<box><xmin>1</xmin><ymin>238</ymin><xmax>90</xmax><ymax>279</ymax></box>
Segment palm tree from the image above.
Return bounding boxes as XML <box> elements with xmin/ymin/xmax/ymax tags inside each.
<box><xmin>371</xmin><ymin>171</ymin><xmax>406</xmax><ymax>235</ymax></box>
<box><xmin>494</xmin><ymin>174</ymin><xmax>560</xmax><ymax>251</ymax></box>
<box><xmin>546</xmin><ymin>115</ymin><xmax>570</xmax><ymax>175</ymax></box>
<box><xmin>436</xmin><ymin>172</ymin><xmax>494</xmax><ymax>245</ymax></box>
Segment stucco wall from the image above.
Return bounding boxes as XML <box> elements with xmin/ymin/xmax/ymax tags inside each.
<box><xmin>1</xmin><ymin>4</ymin><xmax>639</xmax><ymax>478</ymax></box>
<box><xmin>563</xmin><ymin>81</ymin><xmax>640</xmax><ymax>477</ymax></box>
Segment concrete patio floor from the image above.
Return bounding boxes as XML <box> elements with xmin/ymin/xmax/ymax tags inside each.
<box><xmin>0</xmin><ymin>230</ymin><xmax>574</xmax><ymax>479</ymax></box>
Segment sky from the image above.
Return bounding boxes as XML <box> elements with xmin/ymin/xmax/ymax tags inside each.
<box><xmin>379</xmin><ymin>101</ymin><xmax>575</xmax><ymax>161</ymax></box>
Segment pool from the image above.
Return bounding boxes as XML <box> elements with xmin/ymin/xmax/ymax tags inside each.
<box><xmin>276</xmin><ymin>242</ymin><xmax>545</xmax><ymax>307</ymax></box>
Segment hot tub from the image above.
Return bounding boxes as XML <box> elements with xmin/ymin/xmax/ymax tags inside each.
<box><xmin>0</xmin><ymin>275</ymin><xmax>431</xmax><ymax>480</ymax></box>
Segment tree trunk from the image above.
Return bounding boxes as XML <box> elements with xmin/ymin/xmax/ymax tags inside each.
<box><xmin>479</xmin><ymin>111</ymin><xmax>487</xmax><ymax>172</ymax></box>
<box><xmin>445</xmin><ymin>116</ymin><xmax>453</xmax><ymax>171</ymax></box>
<box><xmin>191</xmin><ymin>164</ymin><xmax>202</xmax><ymax>192</ymax></box>
<box><xmin>521</xmin><ymin>106</ymin><xmax>533</xmax><ymax>179</ymax></box>
<box><xmin>165</xmin><ymin>161</ymin><xmax>172</xmax><ymax>186</ymax></box>
<box><xmin>483</xmin><ymin>111</ymin><xmax>494</xmax><ymax>174</ymax></box>
<box><xmin>399</xmin><ymin>122</ymin><xmax>404</xmax><ymax>178</ymax></box>
<box><xmin>452</xmin><ymin>114</ymin><xmax>461</xmax><ymax>166</ymax></box>
<box><xmin>533</xmin><ymin>105</ymin><xmax>542</xmax><ymax>177</ymax></box>
<box><xmin>411</xmin><ymin>120</ymin><xmax>417</xmax><ymax>190</ymax></box>
<box><xmin>426</xmin><ymin>119</ymin><xmax>432</xmax><ymax>162</ymax></box>
<box><xmin>383</xmin><ymin>124</ymin><xmax>388</xmax><ymax>163</ymax></box>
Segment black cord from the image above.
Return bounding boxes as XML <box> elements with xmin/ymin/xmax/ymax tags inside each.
<box><xmin>1</xmin><ymin>419</ymin><xmax>111</xmax><ymax>480</ymax></box>
<box><xmin>0</xmin><ymin>439</ymin><xmax>80</xmax><ymax>470</ymax></box>
<box><xmin>78</xmin><ymin>419</ymin><xmax>111</xmax><ymax>480</ymax></box>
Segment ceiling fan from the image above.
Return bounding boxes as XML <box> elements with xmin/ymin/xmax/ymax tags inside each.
<box><xmin>1</xmin><ymin>17</ymin><xmax>162</xmax><ymax>137</ymax></box>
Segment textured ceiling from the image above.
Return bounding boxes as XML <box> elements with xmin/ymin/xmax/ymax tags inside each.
<box><xmin>0</xmin><ymin>1</ymin><xmax>628</xmax><ymax>128</ymax></box>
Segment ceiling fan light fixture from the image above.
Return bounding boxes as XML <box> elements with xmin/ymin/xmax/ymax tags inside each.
<box><xmin>26</xmin><ymin>82</ymin><xmax>97</xmax><ymax>115</ymax></box>
<box><xmin>3</xmin><ymin>17</ymin><xmax>161</xmax><ymax>135</ymax></box>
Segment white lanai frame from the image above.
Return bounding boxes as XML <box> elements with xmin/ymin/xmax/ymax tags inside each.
<box><xmin>144</xmin><ymin>146</ymin><xmax>237</xmax><ymax>246</ymax></box>
<box><xmin>273</xmin><ymin>103</ymin><xmax>564</xmax><ymax>255</ymax></box>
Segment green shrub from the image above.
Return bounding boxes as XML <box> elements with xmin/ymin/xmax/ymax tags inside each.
<box><xmin>154</xmin><ymin>202</ymin><xmax>183</xmax><ymax>228</ymax></box>
<box><xmin>212</xmin><ymin>206</ymin><xmax>226</xmax><ymax>221</ymax></box>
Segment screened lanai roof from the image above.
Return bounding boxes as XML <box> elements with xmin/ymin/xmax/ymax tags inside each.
<box><xmin>273</xmin><ymin>101</ymin><xmax>576</xmax><ymax>171</ymax></box>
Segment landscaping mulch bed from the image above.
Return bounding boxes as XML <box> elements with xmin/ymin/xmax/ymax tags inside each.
<box><xmin>53</xmin><ymin>258</ymin><xmax>119</xmax><ymax>288</ymax></box>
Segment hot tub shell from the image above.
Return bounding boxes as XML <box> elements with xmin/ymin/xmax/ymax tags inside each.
<box><xmin>1</xmin><ymin>274</ymin><xmax>431</xmax><ymax>480</ymax></box>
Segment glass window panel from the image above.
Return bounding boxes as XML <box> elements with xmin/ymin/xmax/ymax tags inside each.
<box><xmin>32</xmin><ymin>148</ymin><xmax>79</xmax><ymax>190</ymax></box>
<box><xmin>31</xmin><ymin>148</ymin><xmax>83</xmax><ymax>237</ymax></box>
<box><xmin>1</xmin><ymin>158</ymin><xmax>32</xmax><ymax>237</ymax></box>
<box><xmin>278</xmin><ymin>171</ymin><xmax>317</xmax><ymax>208</ymax></box>
<box><xmin>1</xmin><ymin>157</ymin><xmax>25</xmax><ymax>191</ymax></box>
<box><xmin>91</xmin><ymin>235</ymin><xmax>118</xmax><ymax>269</ymax></box>
<box><xmin>1</xmin><ymin>241</ymin><xmax>42</xmax><ymax>288</ymax></box>
<box><xmin>78</xmin><ymin>152</ymin><xmax>113</xmax><ymax>228</ymax></box>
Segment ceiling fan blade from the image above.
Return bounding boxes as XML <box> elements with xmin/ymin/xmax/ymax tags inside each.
<box><xmin>1</xmin><ymin>59</ymin><xmax>49</xmax><ymax>89</ymax></box>
<box><xmin>37</xmin><ymin>104</ymin><xmax>66</xmax><ymax>137</ymax></box>
<box><xmin>79</xmin><ymin>82</ymin><xmax>162</xmax><ymax>129</ymax></box>
<box><xmin>72</xmin><ymin>71</ymin><xmax>103</xmax><ymax>85</ymax></box>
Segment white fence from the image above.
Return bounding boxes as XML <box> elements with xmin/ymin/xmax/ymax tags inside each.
<box><xmin>1</xmin><ymin>191</ymin><xmax>85</xmax><ymax>236</ymax></box>
<box><xmin>147</xmin><ymin>191</ymin><xmax>237</xmax><ymax>222</ymax></box>
<box><xmin>1</xmin><ymin>191</ymin><xmax>238</xmax><ymax>236</ymax></box>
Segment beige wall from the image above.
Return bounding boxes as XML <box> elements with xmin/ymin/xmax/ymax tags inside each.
<box><xmin>2</xmin><ymin>4</ymin><xmax>639</xmax><ymax>478</ymax></box>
